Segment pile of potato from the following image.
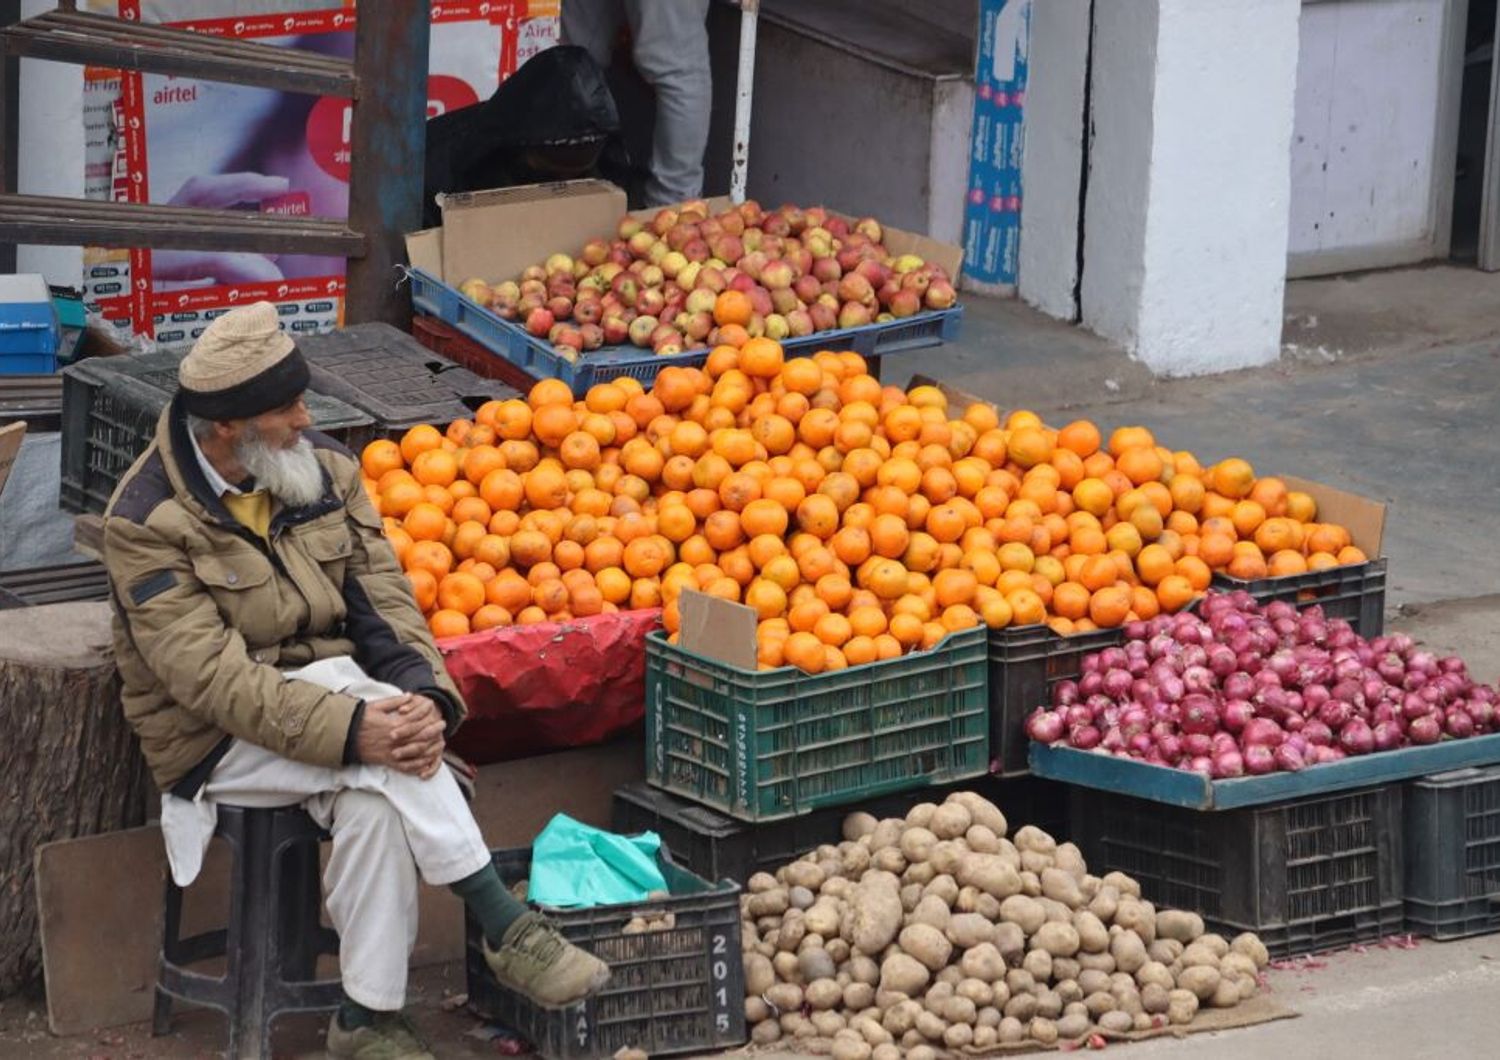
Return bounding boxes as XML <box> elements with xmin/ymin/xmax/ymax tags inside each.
<box><xmin>740</xmin><ymin>791</ymin><xmax>1270</xmax><ymax>1056</ymax></box>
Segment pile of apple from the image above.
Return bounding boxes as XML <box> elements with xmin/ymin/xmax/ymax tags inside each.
<box><xmin>456</xmin><ymin>200</ymin><xmax>958</xmax><ymax>361</ymax></box>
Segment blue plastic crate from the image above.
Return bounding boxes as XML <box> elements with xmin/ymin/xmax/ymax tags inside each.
<box><xmin>409</xmin><ymin>268</ymin><xmax>963</xmax><ymax>396</ymax></box>
<box><xmin>0</xmin><ymin>351</ymin><xmax>58</xmax><ymax>374</ymax></box>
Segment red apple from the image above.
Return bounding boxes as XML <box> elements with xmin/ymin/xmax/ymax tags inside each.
<box><xmin>618</xmin><ymin>216</ymin><xmax>643</xmax><ymax>240</ymax></box>
<box><xmin>651</xmin><ymin>208</ymin><xmax>679</xmax><ymax>236</ymax></box>
<box><xmin>902</xmin><ymin>268</ymin><xmax>932</xmax><ymax>295</ymax></box>
<box><xmin>458</xmin><ymin>278</ymin><xmax>492</xmax><ymax>306</ymax></box>
<box><xmin>628</xmin><ymin>315</ymin><xmax>658</xmax><ymax>347</ymax></box>
<box><xmin>793</xmin><ymin>275</ymin><xmax>822</xmax><ymax>304</ymax></box>
<box><xmin>686</xmin><ymin>288</ymin><xmax>716</xmax><ymax>315</ymax></box>
<box><xmin>770</xmin><ymin>286</ymin><xmax>800</xmax><ymax>316</ymax></box>
<box><xmin>555</xmin><ymin>326</ymin><xmax>584</xmax><ymax>352</ymax></box>
<box><xmin>639</xmin><ymin>264</ymin><xmax>664</xmax><ymax>289</ymax></box>
<box><xmin>683</xmin><ymin>238</ymin><xmax>712</xmax><ymax>263</ymax></box>
<box><xmin>602</xmin><ymin>315</ymin><xmax>630</xmax><ymax>345</ymax></box>
<box><xmin>729</xmin><ymin>272</ymin><xmax>757</xmax><ymax>294</ymax></box>
<box><xmin>696</xmin><ymin>266</ymin><xmax>726</xmax><ymax>293</ymax></box>
<box><xmin>855</xmin><ymin>217</ymin><xmax>883</xmax><ymax>243</ymax></box>
<box><xmin>812</xmin><ymin>257</ymin><xmax>842</xmax><ymax>283</ymax></box>
<box><xmin>651</xmin><ymin>323</ymin><xmax>682</xmax><ymax>349</ymax></box>
<box><xmin>748</xmin><ymin>286</ymin><xmax>774</xmax><ymax>317</ymax></box>
<box><xmin>826</xmin><ymin>216</ymin><xmax>850</xmax><ymax>239</ymax></box>
<box><xmin>787</xmin><ymin>308</ymin><xmax>814</xmax><ymax>337</ymax></box>
<box><xmin>764</xmin><ymin>313</ymin><xmax>790</xmax><ymax>340</ymax></box>
<box><xmin>741</xmin><ymin>228</ymin><xmax>763</xmax><ymax>253</ymax></box>
<box><xmin>521</xmin><ymin>265</ymin><xmax>546</xmax><ymax>283</ymax></box>
<box><xmin>580</xmin><ymin>323</ymin><xmax>604</xmax><ymax>350</ymax></box>
<box><xmin>573</xmin><ymin>298</ymin><xmax>602</xmax><ymax>325</ymax></box>
<box><xmin>636</xmin><ymin>287</ymin><xmax>666</xmax><ymax>318</ymax></box>
<box><xmin>525</xmin><ymin>307</ymin><xmax>554</xmax><ymax>337</ymax></box>
<box><xmin>738</xmin><ymin>200</ymin><xmax>764</xmax><ymax>228</ymax></box>
<box><xmin>925</xmin><ymin>280</ymin><xmax>957</xmax><ymax>310</ymax></box>
<box><xmin>837</xmin><ymin>273</ymin><xmax>875</xmax><ymax>306</ymax></box>
<box><xmin>889</xmin><ymin>289</ymin><xmax>922</xmax><ymax>318</ymax></box>
<box><xmin>739</xmin><ymin>251</ymin><xmax>768</xmax><ymax>281</ymax></box>
<box><xmin>762</xmin><ymin>212</ymin><xmax>790</xmax><ymax>238</ymax></box>
<box><xmin>839</xmin><ymin>302</ymin><xmax>873</xmax><ymax>328</ymax></box>
<box><xmin>760</xmin><ymin>259</ymin><xmax>794</xmax><ymax>290</ymax></box>
<box><xmin>546</xmin><ymin>295</ymin><xmax>573</xmax><ymax>321</ymax></box>
<box><xmin>855</xmin><ymin>258</ymin><xmax>891</xmax><ymax>289</ymax></box>
<box><xmin>611</xmin><ymin>273</ymin><xmax>639</xmax><ymax>308</ymax></box>
<box><xmin>580</xmin><ymin>239</ymin><xmax>610</xmax><ymax>267</ymax></box>
<box><xmin>666</xmin><ymin>223</ymin><xmax>698</xmax><ymax>251</ymax></box>
<box><xmin>709</xmin><ymin>234</ymin><xmax>743</xmax><ymax>264</ymax></box>
<box><xmin>677</xmin><ymin>261</ymin><xmax>703</xmax><ymax>290</ymax></box>
<box><xmin>684</xmin><ymin>311</ymin><xmax>713</xmax><ymax>342</ymax></box>
<box><xmin>628</xmin><ymin>231</ymin><xmax>657</xmax><ymax>259</ymax></box>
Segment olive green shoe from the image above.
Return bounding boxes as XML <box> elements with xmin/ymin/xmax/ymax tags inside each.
<box><xmin>325</xmin><ymin>1010</ymin><xmax>435</xmax><ymax>1059</ymax></box>
<box><xmin>482</xmin><ymin>911</ymin><xmax>611</xmax><ymax>1009</ymax></box>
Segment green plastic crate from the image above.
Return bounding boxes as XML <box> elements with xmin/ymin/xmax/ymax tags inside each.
<box><xmin>645</xmin><ymin>625</ymin><xmax>989</xmax><ymax>822</ymax></box>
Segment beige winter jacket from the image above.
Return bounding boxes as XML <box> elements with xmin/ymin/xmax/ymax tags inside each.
<box><xmin>104</xmin><ymin>399</ymin><xmax>463</xmax><ymax>792</ymax></box>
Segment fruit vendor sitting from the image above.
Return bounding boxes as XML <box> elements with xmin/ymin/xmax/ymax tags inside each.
<box><xmin>102</xmin><ymin>302</ymin><xmax>607</xmax><ymax>1060</ymax></box>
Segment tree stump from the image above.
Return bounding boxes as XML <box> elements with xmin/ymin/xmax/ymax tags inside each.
<box><xmin>0</xmin><ymin>601</ymin><xmax>152</xmax><ymax>996</ymax></box>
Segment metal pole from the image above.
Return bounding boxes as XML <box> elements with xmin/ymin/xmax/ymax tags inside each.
<box><xmin>729</xmin><ymin>0</ymin><xmax>758</xmax><ymax>205</ymax></box>
<box><xmin>0</xmin><ymin>0</ymin><xmax>20</xmax><ymax>274</ymax></box>
<box><xmin>344</xmin><ymin>0</ymin><xmax>430</xmax><ymax>327</ymax></box>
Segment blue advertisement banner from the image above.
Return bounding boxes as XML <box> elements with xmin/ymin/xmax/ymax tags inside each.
<box><xmin>963</xmin><ymin>0</ymin><xmax>1030</xmax><ymax>288</ymax></box>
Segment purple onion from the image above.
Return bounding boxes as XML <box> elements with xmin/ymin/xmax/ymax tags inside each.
<box><xmin>1071</xmin><ymin>724</ymin><xmax>1103</xmax><ymax>750</ymax></box>
<box><xmin>1372</xmin><ymin>721</ymin><xmax>1404</xmax><ymax>752</ymax></box>
<box><xmin>1187</xmin><ymin>756</ymin><xmax>1214</xmax><ymax>776</ymax></box>
<box><xmin>1222</xmin><ymin>699</ymin><xmax>1254</xmax><ymax>733</ymax></box>
<box><xmin>1210</xmin><ymin>750</ymin><xmax>1245</xmax><ymax>779</ymax></box>
<box><xmin>1407</xmin><ymin>715</ymin><xmax>1441</xmax><ymax>745</ymax></box>
<box><xmin>1180</xmin><ymin>694</ymin><xmax>1220</xmax><ymax>736</ymax></box>
<box><xmin>1338</xmin><ymin>719</ymin><xmax>1375</xmax><ymax>756</ymax></box>
<box><xmin>1182</xmin><ymin>733</ymin><xmax>1215</xmax><ymax>758</ymax></box>
<box><xmin>1065</xmin><ymin>704</ymin><xmax>1094</xmax><ymax>730</ymax></box>
<box><xmin>1124</xmin><ymin>620</ymin><xmax>1149</xmax><ymax>641</ymax></box>
<box><xmin>1079</xmin><ymin>671</ymin><xmax>1105</xmax><ymax>697</ymax></box>
<box><xmin>1243</xmin><ymin>745</ymin><xmax>1277</xmax><ymax>775</ymax></box>
<box><xmin>1026</xmin><ymin>710</ymin><xmax>1065</xmax><ymax>744</ymax></box>
<box><xmin>1445</xmin><ymin>709</ymin><xmax>1476</xmax><ymax>740</ymax></box>
<box><xmin>1103</xmin><ymin>668</ymin><xmax>1134</xmax><ymax>699</ymax></box>
<box><xmin>1377</xmin><ymin>654</ymin><xmax>1406</xmax><ymax>684</ymax></box>
<box><xmin>1273</xmin><ymin>743</ymin><xmax>1307</xmax><ymax>772</ymax></box>
<box><xmin>1301</xmin><ymin>720</ymin><xmax>1333</xmax><ymax>746</ymax></box>
<box><xmin>1240</xmin><ymin>718</ymin><xmax>1285</xmax><ymax>748</ymax></box>
<box><xmin>1223</xmin><ymin>672</ymin><xmax>1256</xmax><ymax>701</ymax></box>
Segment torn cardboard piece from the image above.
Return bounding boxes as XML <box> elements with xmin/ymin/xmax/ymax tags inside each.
<box><xmin>679</xmin><ymin>588</ymin><xmax>758</xmax><ymax>671</ymax></box>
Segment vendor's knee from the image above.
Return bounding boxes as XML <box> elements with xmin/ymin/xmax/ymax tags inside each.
<box><xmin>331</xmin><ymin>788</ymin><xmax>402</xmax><ymax>836</ymax></box>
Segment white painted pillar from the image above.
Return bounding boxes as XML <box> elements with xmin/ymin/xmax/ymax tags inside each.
<box><xmin>1018</xmin><ymin>0</ymin><xmax>1090</xmax><ymax>320</ymax></box>
<box><xmin>1079</xmin><ymin>0</ymin><xmax>1301</xmax><ymax>376</ymax></box>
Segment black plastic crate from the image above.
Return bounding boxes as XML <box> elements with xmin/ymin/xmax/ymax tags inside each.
<box><xmin>1070</xmin><ymin>783</ymin><xmax>1404</xmax><ymax>958</ymax></box>
<box><xmin>300</xmin><ymin>322</ymin><xmax>519</xmax><ymax>430</ymax></box>
<box><xmin>988</xmin><ymin>623</ymin><xmax>1126</xmax><ymax>776</ymax></box>
<box><xmin>59</xmin><ymin>353</ymin><xmax>372</xmax><ymax>515</ymax></box>
<box><xmin>1404</xmin><ymin>766</ymin><xmax>1500</xmax><ymax>939</ymax></box>
<box><xmin>466</xmin><ymin>847</ymin><xmax>745</xmax><ymax>1059</ymax></box>
<box><xmin>612</xmin><ymin>775</ymin><xmax>1073</xmax><ymax>885</ymax></box>
<box><xmin>1211</xmin><ymin>558</ymin><xmax>1386</xmax><ymax>637</ymax></box>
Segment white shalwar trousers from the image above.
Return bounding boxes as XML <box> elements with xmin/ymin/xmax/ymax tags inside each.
<box><xmin>157</xmin><ymin>656</ymin><xmax>492</xmax><ymax>1010</ymax></box>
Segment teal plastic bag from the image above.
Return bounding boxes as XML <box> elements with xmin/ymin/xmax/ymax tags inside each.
<box><xmin>527</xmin><ymin>813</ymin><xmax>667</xmax><ymax>909</ymax></box>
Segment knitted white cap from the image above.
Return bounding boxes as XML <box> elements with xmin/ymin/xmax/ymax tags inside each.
<box><xmin>177</xmin><ymin>302</ymin><xmax>308</xmax><ymax>420</ymax></box>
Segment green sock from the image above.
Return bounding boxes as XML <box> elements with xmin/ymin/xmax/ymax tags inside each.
<box><xmin>451</xmin><ymin>864</ymin><xmax>528</xmax><ymax>948</ymax></box>
<box><xmin>337</xmin><ymin>993</ymin><xmax>376</xmax><ymax>1031</ymax></box>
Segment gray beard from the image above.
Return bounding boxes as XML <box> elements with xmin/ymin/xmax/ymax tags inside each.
<box><xmin>236</xmin><ymin>427</ymin><xmax>325</xmax><ymax>508</ymax></box>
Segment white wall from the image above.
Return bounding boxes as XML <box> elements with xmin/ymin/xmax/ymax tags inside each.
<box><xmin>15</xmin><ymin>0</ymin><xmax>86</xmax><ymax>287</ymax></box>
<box><xmin>1134</xmin><ymin>0</ymin><xmax>1300</xmax><ymax>375</ymax></box>
<box><xmin>1079</xmin><ymin>0</ymin><xmax>1300</xmax><ymax>376</ymax></box>
<box><xmin>1078</xmin><ymin>0</ymin><xmax>1158</xmax><ymax>352</ymax></box>
<box><xmin>1288</xmin><ymin>0</ymin><xmax>1458</xmax><ymax>275</ymax></box>
<box><xmin>1018</xmin><ymin>0</ymin><xmax>1090</xmax><ymax>320</ymax></box>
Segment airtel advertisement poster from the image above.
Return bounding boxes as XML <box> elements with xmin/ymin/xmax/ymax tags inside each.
<box><xmin>80</xmin><ymin>0</ymin><xmax>560</xmax><ymax>347</ymax></box>
<box><xmin>963</xmin><ymin>0</ymin><xmax>1030</xmax><ymax>290</ymax></box>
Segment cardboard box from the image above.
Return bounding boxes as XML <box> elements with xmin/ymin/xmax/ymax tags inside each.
<box><xmin>406</xmin><ymin>179</ymin><xmax>628</xmax><ymax>285</ymax></box>
<box><xmin>406</xmin><ymin>180</ymin><xmax>964</xmax><ymax>285</ymax></box>
<box><xmin>1281</xmin><ymin>474</ymin><xmax>1385</xmax><ymax>557</ymax></box>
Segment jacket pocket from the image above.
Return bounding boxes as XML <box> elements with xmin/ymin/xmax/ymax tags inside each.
<box><xmin>299</xmin><ymin>523</ymin><xmax>354</xmax><ymax>564</ymax></box>
<box><xmin>191</xmin><ymin>553</ymin><xmax>273</xmax><ymax>592</ymax></box>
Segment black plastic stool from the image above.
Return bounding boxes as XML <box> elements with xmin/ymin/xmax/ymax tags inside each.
<box><xmin>153</xmin><ymin>804</ymin><xmax>342</xmax><ymax>1060</ymax></box>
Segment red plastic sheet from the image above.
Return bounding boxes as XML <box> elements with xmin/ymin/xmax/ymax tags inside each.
<box><xmin>436</xmin><ymin>608</ymin><xmax>660</xmax><ymax>763</ymax></box>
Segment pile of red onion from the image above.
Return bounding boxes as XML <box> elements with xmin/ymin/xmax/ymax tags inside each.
<box><xmin>1025</xmin><ymin>591</ymin><xmax>1499</xmax><ymax>778</ymax></box>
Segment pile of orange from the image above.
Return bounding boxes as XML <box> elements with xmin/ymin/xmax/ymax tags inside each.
<box><xmin>360</xmin><ymin>338</ymin><xmax>1364</xmax><ymax>668</ymax></box>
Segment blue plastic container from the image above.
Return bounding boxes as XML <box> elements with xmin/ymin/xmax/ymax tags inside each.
<box><xmin>0</xmin><ymin>274</ymin><xmax>61</xmax><ymax>374</ymax></box>
<box><xmin>409</xmin><ymin>268</ymin><xmax>964</xmax><ymax>396</ymax></box>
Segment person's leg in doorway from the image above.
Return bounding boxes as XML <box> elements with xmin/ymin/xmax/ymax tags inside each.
<box><xmin>560</xmin><ymin>0</ymin><xmax>626</xmax><ymax>72</ymax></box>
<box><xmin>624</xmin><ymin>0</ymin><xmax>712</xmax><ymax>205</ymax></box>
